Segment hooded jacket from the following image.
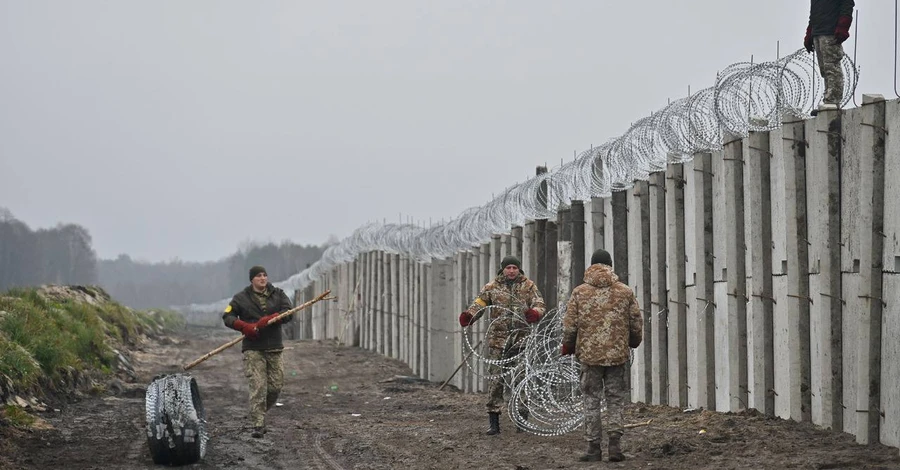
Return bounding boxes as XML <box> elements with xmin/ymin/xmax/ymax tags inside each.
<box><xmin>562</xmin><ymin>264</ymin><xmax>642</xmax><ymax>366</ymax></box>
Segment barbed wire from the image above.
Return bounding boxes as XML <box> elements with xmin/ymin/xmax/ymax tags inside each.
<box><xmin>179</xmin><ymin>49</ymin><xmax>857</xmax><ymax>324</ymax></box>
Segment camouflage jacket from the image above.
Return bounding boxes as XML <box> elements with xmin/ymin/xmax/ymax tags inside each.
<box><xmin>465</xmin><ymin>274</ymin><xmax>545</xmax><ymax>349</ymax></box>
<box><xmin>562</xmin><ymin>264</ymin><xmax>642</xmax><ymax>366</ymax></box>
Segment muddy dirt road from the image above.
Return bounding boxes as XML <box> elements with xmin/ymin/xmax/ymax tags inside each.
<box><xmin>2</xmin><ymin>326</ymin><xmax>899</xmax><ymax>469</ymax></box>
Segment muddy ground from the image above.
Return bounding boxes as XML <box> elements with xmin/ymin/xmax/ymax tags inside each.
<box><xmin>2</xmin><ymin>326</ymin><xmax>899</xmax><ymax>469</ymax></box>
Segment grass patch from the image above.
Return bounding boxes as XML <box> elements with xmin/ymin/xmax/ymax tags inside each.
<box><xmin>0</xmin><ymin>285</ymin><xmax>186</xmax><ymax>397</ymax></box>
<box><xmin>2</xmin><ymin>405</ymin><xmax>36</xmax><ymax>428</ymax></box>
<box><xmin>0</xmin><ymin>336</ymin><xmax>40</xmax><ymax>389</ymax></box>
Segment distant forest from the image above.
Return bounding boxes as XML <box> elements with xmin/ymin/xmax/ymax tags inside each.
<box><xmin>98</xmin><ymin>242</ymin><xmax>326</xmax><ymax>309</ymax></box>
<box><xmin>0</xmin><ymin>208</ymin><xmax>326</xmax><ymax>309</ymax></box>
<box><xmin>0</xmin><ymin>208</ymin><xmax>98</xmax><ymax>290</ymax></box>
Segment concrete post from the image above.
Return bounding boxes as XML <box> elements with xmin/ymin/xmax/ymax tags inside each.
<box><xmin>590</xmin><ymin>196</ymin><xmax>606</xmax><ymax>254</ymax></box>
<box><xmin>377</xmin><ymin>251</ymin><xmax>385</xmax><ymax>354</ymax></box>
<box><xmin>558</xmin><ymin>206</ymin><xmax>572</xmax><ymax>308</ymax></box>
<box><xmin>807</xmin><ymin>109</ymin><xmax>843</xmax><ymax>429</ymax></box>
<box><xmin>512</xmin><ymin>226</ymin><xmax>523</xmax><ymax>261</ymax></box>
<box><xmin>724</xmin><ymin>134</ymin><xmax>748</xmax><ymax>412</ymax></box>
<box><xmin>413</xmin><ymin>261</ymin><xmax>422</xmax><ymax>376</ymax></box>
<box><xmin>501</xmin><ymin>234</ymin><xmax>511</xmax><ymax>260</ymax></box>
<box><xmin>692</xmin><ymin>152</ymin><xmax>717</xmax><ymax>411</ymax></box>
<box><xmin>399</xmin><ymin>255</ymin><xmax>408</xmax><ymax>362</ymax></box>
<box><xmin>545</xmin><ymin>220</ymin><xmax>559</xmax><ymax>309</ymax></box>
<box><xmin>665</xmin><ymin>164</ymin><xmax>688</xmax><ymax>408</ymax></box>
<box><xmin>523</xmin><ymin>221</ymin><xmax>536</xmax><ymax>277</ymax></box>
<box><xmin>853</xmin><ymin>95</ymin><xmax>886</xmax><ymax>444</ymax></box>
<box><xmin>612</xmin><ymin>191</ymin><xmax>630</xmax><ymax>284</ymax></box>
<box><xmin>428</xmin><ymin>259</ymin><xmax>455</xmax><ymax>382</ymax></box>
<box><xmin>880</xmin><ymin>94</ymin><xmax>900</xmax><ymax>449</ymax></box>
<box><xmin>454</xmin><ymin>251</ymin><xmax>468</xmax><ymax>390</ymax></box>
<box><xmin>490</xmin><ymin>235</ymin><xmax>501</xmax><ymax>280</ymax></box>
<box><xmin>336</xmin><ymin>264</ymin><xmax>347</xmax><ymax>344</ymax></box>
<box><xmin>302</xmin><ymin>283</ymin><xmax>313</xmax><ymax>340</ymax></box>
<box><xmin>391</xmin><ymin>254</ymin><xmax>400</xmax><ymax>359</ymax></box>
<box><xmin>369</xmin><ymin>251</ymin><xmax>377</xmax><ymax>351</ymax></box>
<box><xmin>746</xmin><ymin>129</ymin><xmax>775</xmax><ymax>416</ymax></box>
<box><xmin>629</xmin><ymin>181</ymin><xmax>652</xmax><ymax>402</ymax></box>
<box><xmin>351</xmin><ymin>260</ymin><xmax>361</xmax><ymax>347</ymax></box>
<box><xmin>557</xmin><ymin>240</ymin><xmax>572</xmax><ymax>311</ymax></box>
<box><xmin>470</xmin><ymin>248</ymin><xmax>485</xmax><ymax>392</ymax></box>
<box><xmin>649</xmin><ymin>171</ymin><xmax>668</xmax><ymax>405</ymax></box>
<box><xmin>571</xmin><ymin>200</ymin><xmax>586</xmax><ymax>291</ymax></box>
<box><xmin>535</xmin><ymin>219</ymin><xmax>547</xmax><ymax>297</ymax></box>
<box><xmin>782</xmin><ymin>113</ymin><xmax>812</xmax><ymax>422</ymax></box>
<box><xmin>479</xmin><ymin>242</ymin><xmax>491</xmax><ymax>391</ymax></box>
<box><xmin>422</xmin><ymin>262</ymin><xmax>431</xmax><ymax>379</ymax></box>
<box><xmin>464</xmin><ymin>250</ymin><xmax>478</xmax><ymax>392</ymax></box>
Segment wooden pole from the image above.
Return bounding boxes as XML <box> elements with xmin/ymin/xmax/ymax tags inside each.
<box><xmin>183</xmin><ymin>290</ymin><xmax>333</xmax><ymax>371</ymax></box>
<box><xmin>439</xmin><ymin>339</ymin><xmax>483</xmax><ymax>391</ymax></box>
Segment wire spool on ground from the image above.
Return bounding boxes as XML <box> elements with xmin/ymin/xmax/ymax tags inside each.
<box><xmin>145</xmin><ymin>373</ymin><xmax>208</xmax><ymax>465</ymax></box>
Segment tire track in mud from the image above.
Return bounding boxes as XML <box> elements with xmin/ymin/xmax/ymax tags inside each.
<box><xmin>313</xmin><ymin>432</ymin><xmax>346</xmax><ymax>470</ymax></box>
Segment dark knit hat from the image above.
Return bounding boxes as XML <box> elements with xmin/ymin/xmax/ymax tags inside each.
<box><xmin>249</xmin><ymin>265</ymin><xmax>268</xmax><ymax>281</ymax></box>
<box><xmin>497</xmin><ymin>255</ymin><xmax>523</xmax><ymax>275</ymax></box>
<box><xmin>590</xmin><ymin>249</ymin><xmax>613</xmax><ymax>267</ymax></box>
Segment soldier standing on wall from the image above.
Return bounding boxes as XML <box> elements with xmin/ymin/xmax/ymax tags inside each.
<box><xmin>804</xmin><ymin>0</ymin><xmax>855</xmax><ymax>115</ymax></box>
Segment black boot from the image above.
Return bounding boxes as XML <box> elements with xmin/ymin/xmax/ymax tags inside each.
<box><xmin>608</xmin><ymin>432</ymin><xmax>625</xmax><ymax>462</ymax></box>
<box><xmin>578</xmin><ymin>440</ymin><xmax>602</xmax><ymax>462</ymax></box>
<box><xmin>486</xmin><ymin>412</ymin><xmax>500</xmax><ymax>435</ymax></box>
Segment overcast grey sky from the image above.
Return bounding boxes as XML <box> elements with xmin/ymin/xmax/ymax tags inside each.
<box><xmin>1</xmin><ymin>1</ymin><xmax>896</xmax><ymax>263</ymax></box>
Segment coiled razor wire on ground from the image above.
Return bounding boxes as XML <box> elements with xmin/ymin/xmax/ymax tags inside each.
<box><xmin>145</xmin><ymin>373</ymin><xmax>208</xmax><ymax>465</ymax></box>
<box><xmin>457</xmin><ymin>304</ymin><xmax>587</xmax><ymax>436</ymax></box>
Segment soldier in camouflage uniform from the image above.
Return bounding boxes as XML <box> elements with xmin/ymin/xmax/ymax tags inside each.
<box><xmin>459</xmin><ymin>255</ymin><xmax>545</xmax><ymax>435</ymax></box>
<box><xmin>803</xmin><ymin>0</ymin><xmax>854</xmax><ymax>113</ymax></box>
<box><xmin>561</xmin><ymin>249</ymin><xmax>642</xmax><ymax>462</ymax></box>
<box><xmin>222</xmin><ymin>265</ymin><xmax>294</xmax><ymax>438</ymax></box>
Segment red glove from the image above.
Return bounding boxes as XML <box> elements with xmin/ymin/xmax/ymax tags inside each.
<box><xmin>523</xmin><ymin>308</ymin><xmax>540</xmax><ymax>324</ymax></box>
<box><xmin>233</xmin><ymin>319</ymin><xmax>259</xmax><ymax>340</ymax></box>
<box><xmin>257</xmin><ymin>313</ymin><xmax>280</xmax><ymax>329</ymax></box>
<box><xmin>459</xmin><ymin>311</ymin><xmax>474</xmax><ymax>327</ymax></box>
<box><xmin>803</xmin><ymin>25</ymin><xmax>813</xmax><ymax>52</ymax></box>
<box><xmin>834</xmin><ymin>15</ymin><xmax>852</xmax><ymax>44</ymax></box>
<box><xmin>561</xmin><ymin>343</ymin><xmax>575</xmax><ymax>356</ymax></box>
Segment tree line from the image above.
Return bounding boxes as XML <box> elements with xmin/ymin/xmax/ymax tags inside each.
<box><xmin>0</xmin><ymin>208</ymin><xmax>98</xmax><ymax>291</ymax></box>
<box><xmin>98</xmin><ymin>241</ymin><xmax>326</xmax><ymax>309</ymax></box>
<box><xmin>0</xmin><ymin>208</ymin><xmax>326</xmax><ymax>309</ymax></box>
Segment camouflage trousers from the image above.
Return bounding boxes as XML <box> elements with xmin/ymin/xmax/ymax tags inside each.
<box><xmin>581</xmin><ymin>364</ymin><xmax>627</xmax><ymax>442</ymax></box>
<box><xmin>243</xmin><ymin>349</ymin><xmax>284</xmax><ymax>427</ymax></box>
<box><xmin>485</xmin><ymin>345</ymin><xmax>526</xmax><ymax>414</ymax></box>
<box><xmin>814</xmin><ymin>35</ymin><xmax>844</xmax><ymax>105</ymax></box>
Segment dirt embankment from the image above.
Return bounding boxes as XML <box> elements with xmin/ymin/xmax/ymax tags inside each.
<box><xmin>2</xmin><ymin>326</ymin><xmax>899</xmax><ymax>469</ymax></box>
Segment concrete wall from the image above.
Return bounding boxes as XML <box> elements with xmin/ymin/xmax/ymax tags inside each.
<box><xmin>303</xmin><ymin>98</ymin><xmax>899</xmax><ymax>451</ymax></box>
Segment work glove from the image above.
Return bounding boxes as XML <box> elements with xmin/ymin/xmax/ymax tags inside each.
<box><xmin>560</xmin><ymin>343</ymin><xmax>575</xmax><ymax>356</ymax></box>
<box><xmin>803</xmin><ymin>25</ymin><xmax>813</xmax><ymax>52</ymax></box>
<box><xmin>834</xmin><ymin>15</ymin><xmax>852</xmax><ymax>43</ymax></box>
<box><xmin>257</xmin><ymin>313</ymin><xmax>280</xmax><ymax>329</ymax></box>
<box><xmin>523</xmin><ymin>308</ymin><xmax>540</xmax><ymax>324</ymax></box>
<box><xmin>233</xmin><ymin>319</ymin><xmax>259</xmax><ymax>340</ymax></box>
<box><xmin>459</xmin><ymin>311</ymin><xmax>474</xmax><ymax>327</ymax></box>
